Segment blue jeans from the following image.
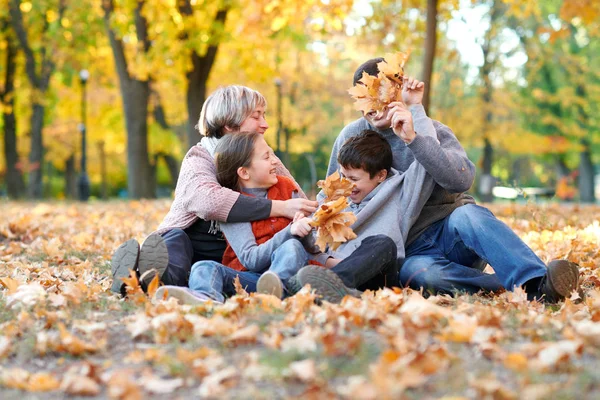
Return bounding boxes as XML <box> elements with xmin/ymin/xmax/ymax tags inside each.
<box><xmin>400</xmin><ymin>204</ymin><xmax>547</xmax><ymax>295</ymax></box>
<box><xmin>188</xmin><ymin>238</ymin><xmax>309</xmax><ymax>302</ymax></box>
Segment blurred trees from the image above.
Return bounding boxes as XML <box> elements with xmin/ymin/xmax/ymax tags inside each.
<box><xmin>0</xmin><ymin>0</ymin><xmax>598</xmax><ymax>202</ymax></box>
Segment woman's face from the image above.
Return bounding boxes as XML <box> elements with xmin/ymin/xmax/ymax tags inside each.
<box><xmin>239</xmin><ymin>105</ymin><xmax>269</xmax><ymax>134</ymax></box>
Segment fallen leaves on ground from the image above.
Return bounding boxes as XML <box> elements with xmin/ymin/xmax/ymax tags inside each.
<box><xmin>1</xmin><ymin>201</ymin><xmax>600</xmax><ymax>398</ymax></box>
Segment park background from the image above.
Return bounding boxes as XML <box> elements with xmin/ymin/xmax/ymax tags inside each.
<box><xmin>1</xmin><ymin>0</ymin><xmax>598</xmax><ymax>202</ymax></box>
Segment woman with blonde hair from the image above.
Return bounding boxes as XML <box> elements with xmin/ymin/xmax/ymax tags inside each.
<box><xmin>110</xmin><ymin>85</ymin><xmax>317</xmax><ymax>295</ymax></box>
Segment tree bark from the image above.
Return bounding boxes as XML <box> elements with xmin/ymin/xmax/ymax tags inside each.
<box><xmin>178</xmin><ymin>1</ymin><xmax>228</xmax><ymax>149</ymax></box>
<box><xmin>578</xmin><ymin>138</ymin><xmax>595</xmax><ymax>203</ymax></box>
<box><xmin>64</xmin><ymin>154</ymin><xmax>77</xmax><ymax>199</ymax></box>
<box><xmin>1</xmin><ymin>26</ymin><xmax>25</xmax><ymax>199</ymax></box>
<box><xmin>9</xmin><ymin>0</ymin><xmax>63</xmax><ymax>199</ymax></box>
<box><xmin>477</xmin><ymin>0</ymin><xmax>502</xmax><ymax>202</ymax></box>
<box><xmin>103</xmin><ymin>0</ymin><xmax>155</xmax><ymax>198</ymax></box>
<box><xmin>421</xmin><ymin>0</ymin><xmax>438</xmax><ymax>115</ymax></box>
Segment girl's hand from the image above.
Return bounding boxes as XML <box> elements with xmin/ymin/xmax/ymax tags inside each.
<box><xmin>293</xmin><ymin>211</ymin><xmax>306</xmax><ymax>223</ymax></box>
<box><xmin>291</xmin><ymin>217</ymin><xmax>313</xmax><ymax>237</ymax></box>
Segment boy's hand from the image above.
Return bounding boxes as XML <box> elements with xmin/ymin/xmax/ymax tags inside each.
<box><xmin>291</xmin><ymin>217</ymin><xmax>313</xmax><ymax>237</ymax></box>
<box><xmin>401</xmin><ymin>76</ymin><xmax>425</xmax><ymax>106</ymax></box>
<box><xmin>386</xmin><ymin>102</ymin><xmax>416</xmax><ymax>144</ymax></box>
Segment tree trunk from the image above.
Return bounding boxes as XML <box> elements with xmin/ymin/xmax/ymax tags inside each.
<box><xmin>65</xmin><ymin>154</ymin><xmax>77</xmax><ymax>199</ymax></box>
<box><xmin>1</xmin><ymin>30</ymin><xmax>25</xmax><ymax>199</ymax></box>
<box><xmin>179</xmin><ymin>2</ymin><xmax>228</xmax><ymax>149</ymax></box>
<box><xmin>124</xmin><ymin>81</ymin><xmax>154</xmax><ymax>198</ymax></box>
<box><xmin>162</xmin><ymin>153</ymin><xmax>181</xmax><ymax>188</ymax></box>
<box><xmin>421</xmin><ymin>0</ymin><xmax>438</xmax><ymax>115</ymax></box>
<box><xmin>578</xmin><ymin>138</ymin><xmax>595</xmax><ymax>203</ymax></box>
<box><xmin>477</xmin><ymin>0</ymin><xmax>501</xmax><ymax>202</ymax></box>
<box><xmin>97</xmin><ymin>140</ymin><xmax>108</xmax><ymax>199</ymax></box>
<box><xmin>103</xmin><ymin>0</ymin><xmax>155</xmax><ymax>199</ymax></box>
<box><xmin>28</xmin><ymin>103</ymin><xmax>45</xmax><ymax>198</ymax></box>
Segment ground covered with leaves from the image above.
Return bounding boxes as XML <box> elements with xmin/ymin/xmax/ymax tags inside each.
<box><xmin>1</xmin><ymin>200</ymin><xmax>600</xmax><ymax>399</ymax></box>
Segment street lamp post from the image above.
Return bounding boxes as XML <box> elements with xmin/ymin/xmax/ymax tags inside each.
<box><xmin>78</xmin><ymin>69</ymin><xmax>90</xmax><ymax>201</ymax></box>
<box><xmin>274</xmin><ymin>78</ymin><xmax>283</xmax><ymax>159</ymax></box>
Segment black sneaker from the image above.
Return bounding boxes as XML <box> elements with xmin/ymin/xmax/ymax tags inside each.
<box><xmin>111</xmin><ymin>239</ymin><xmax>140</xmax><ymax>295</ymax></box>
<box><xmin>288</xmin><ymin>265</ymin><xmax>361</xmax><ymax>304</ymax></box>
<box><xmin>538</xmin><ymin>259</ymin><xmax>580</xmax><ymax>303</ymax></box>
<box><xmin>138</xmin><ymin>233</ymin><xmax>169</xmax><ymax>291</ymax></box>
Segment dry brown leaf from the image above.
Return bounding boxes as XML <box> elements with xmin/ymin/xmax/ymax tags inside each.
<box><xmin>146</xmin><ymin>273</ymin><xmax>160</xmax><ymax>298</ymax></box>
<box><xmin>310</xmin><ymin>196</ymin><xmax>357</xmax><ymax>252</ymax></box>
<box><xmin>0</xmin><ymin>277</ymin><xmax>19</xmax><ymax>294</ymax></box>
<box><xmin>316</xmin><ymin>171</ymin><xmax>354</xmax><ymax>201</ymax></box>
<box><xmin>348</xmin><ymin>51</ymin><xmax>410</xmax><ymax>114</ymax></box>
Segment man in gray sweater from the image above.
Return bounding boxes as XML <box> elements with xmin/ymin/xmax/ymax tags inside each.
<box><xmin>309</xmin><ymin>59</ymin><xmax>579</xmax><ymax>303</ymax></box>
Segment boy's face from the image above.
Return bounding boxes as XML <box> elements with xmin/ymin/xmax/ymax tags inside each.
<box><xmin>339</xmin><ymin>165</ymin><xmax>387</xmax><ymax>204</ymax></box>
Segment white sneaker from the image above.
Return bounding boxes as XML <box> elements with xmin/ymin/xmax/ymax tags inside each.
<box><xmin>153</xmin><ymin>285</ymin><xmax>218</xmax><ymax>305</ymax></box>
<box><xmin>257</xmin><ymin>271</ymin><xmax>284</xmax><ymax>299</ymax></box>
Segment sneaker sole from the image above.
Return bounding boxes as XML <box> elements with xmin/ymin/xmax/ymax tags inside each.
<box><xmin>110</xmin><ymin>239</ymin><xmax>139</xmax><ymax>294</ymax></box>
<box><xmin>297</xmin><ymin>266</ymin><xmax>356</xmax><ymax>304</ymax></box>
<box><xmin>138</xmin><ymin>233</ymin><xmax>169</xmax><ymax>290</ymax></box>
<box><xmin>547</xmin><ymin>260</ymin><xmax>580</xmax><ymax>298</ymax></box>
<box><xmin>257</xmin><ymin>271</ymin><xmax>283</xmax><ymax>299</ymax></box>
<box><xmin>154</xmin><ymin>286</ymin><xmax>212</xmax><ymax>306</ymax></box>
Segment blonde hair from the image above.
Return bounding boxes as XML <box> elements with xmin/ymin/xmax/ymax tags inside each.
<box><xmin>197</xmin><ymin>85</ymin><xmax>267</xmax><ymax>139</ymax></box>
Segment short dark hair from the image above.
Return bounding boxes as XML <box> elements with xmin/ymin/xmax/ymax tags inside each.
<box><xmin>353</xmin><ymin>57</ymin><xmax>384</xmax><ymax>86</ymax></box>
<box><xmin>338</xmin><ymin>130</ymin><xmax>392</xmax><ymax>178</ymax></box>
<box><xmin>214</xmin><ymin>132</ymin><xmax>262</xmax><ymax>191</ymax></box>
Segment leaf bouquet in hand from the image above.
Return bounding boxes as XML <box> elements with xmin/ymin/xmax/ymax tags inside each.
<box><xmin>309</xmin><ymin>172</ymin><xmax>357</xmax><ymax>251</ymax></box>
<box><xmin>347</xmin><ymin>51</ymin><xmax>410</xmax><ymax>114</ymax></box>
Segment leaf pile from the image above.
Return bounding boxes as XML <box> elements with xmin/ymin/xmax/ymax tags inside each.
<box><xmin>347</xmin><ymin>51</ymin><xmax>410</xmax><ymax>114</ymax></box>
<box><xmin>1</xmin><ymin>201</ymin><xmax>600</xmax><ymax>398</ymax></box>
<box><xmin>311</xmin><ymin>171</ymin><xmax>357</xmax><ymax>251</ymax></box>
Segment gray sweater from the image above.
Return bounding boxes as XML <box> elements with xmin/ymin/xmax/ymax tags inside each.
<box><xmin>222</xmin><ymin>106</ymin><xmax>438</xmax><ymax>271</ymax></box>
<box><xmin>327</xmin><ymin>105</ymin><xmax>476</xmax><ymax>246</ymax></box>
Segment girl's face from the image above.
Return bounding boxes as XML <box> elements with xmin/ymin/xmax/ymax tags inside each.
<box><xmin>238</xmin><ymin>105</ymin><xmax>269</xmax><ymax>134</ymax></box>
<box><xmin>240</xmin><ymin>136</ymin><xmax>278</xmax><ymax>189</ymax></box>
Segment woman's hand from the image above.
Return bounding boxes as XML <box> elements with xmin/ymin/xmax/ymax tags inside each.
<box><xmin>291</xmin><ymin>217</ymin><xmax>313</xmax><ymax>237</ymax></box>
<box><xmin>272</xmin><ymin>198</ymin><xmax>318</xmax><ymax>219</ymax></box>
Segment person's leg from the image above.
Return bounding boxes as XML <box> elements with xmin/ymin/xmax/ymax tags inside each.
<box><xmin>332</xmin><ymin>235</ymin><xmax>399</xmax><ymax>289</ymax></box>
<box><xmin>400</xmin><ymin>255</ymin><xmax>504</xmax><ymax>295</ymax></box>
<box><xmin>257</xmin><ymin>238</ymin><xmax>309</xmax><ymax>298</ymax></box>
<box><xmin>158</xmin><ymin>228</ymin><xmax>194</xmax><ymax>286</ymax></box>
<box><xmin>188</xmin><ymin>261</ymin><xmax>260</xmax><ymax>303</ymax></box>
<box><xmin>440</xmin><ymin>204</ymin><xmax>547</xmax><ymax>289</ymax></box>
<box><xmin>286</xmin><ymin>235</ymin><xmax>398</xmax><ymax>304</ymax></box>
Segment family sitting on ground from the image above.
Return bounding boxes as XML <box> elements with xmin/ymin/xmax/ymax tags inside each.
<box><xmin>110</xmin><ymin>58</ymin><xmax>580</xmax><ymax>305</ymax></box>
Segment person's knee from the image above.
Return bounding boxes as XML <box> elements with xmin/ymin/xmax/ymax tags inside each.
<box><xmin>399</xmin><ymin>257</ymin><xmax>439</xmax><ymax>289</ymax></box>
<box><xmin>364</xmin><ymin>235</ymin><xmax>397</xmax><ymax>257</ymax></box>
<box><xmin>448</xmin><ymin>204</ymin><xmax>492</xmax><ymax>230</ymax></box>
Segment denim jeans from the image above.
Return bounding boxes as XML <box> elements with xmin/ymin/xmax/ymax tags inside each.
<box><xmin>160</xmin><ymin>224</ymin><xmax>227</xmax><ymax>287</ymax></box>
<box><xmin>400</xmin><ymin>204</ymin><xmax>547</xmax><ymax>295</ymax></box>
<box><xmin>332</xmin><ymin>235</ymin><xmax>400</xmax><ymax>290</ymax></box>
<box><xmin>188</xmin><ymin>238</ymin><xmax>309</xmax><ymax>302</ymax></box>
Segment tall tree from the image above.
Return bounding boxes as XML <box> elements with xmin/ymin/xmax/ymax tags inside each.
<box><xmin>176</xmin><ymin>0</ymin><xmax>228</xmax><ymax>150</ymax></box>
<box><xmin>422</xmin><ymin>0</ymin><xmax>438</xmax><ymax>114</ymax></box>
<box><xmin>102</xmin><ymin>0</ymin><xmax>154</xmax><ymax>199</ymax></box>
<box><xmin>1</xmin><ymin>18</ymin><xmax>25</xmax><ymax>198</ymax></box>
<box><xmin>8</xmin><ymin>0</ymin><xmax>66</xmax><ymax>198</ymax></box>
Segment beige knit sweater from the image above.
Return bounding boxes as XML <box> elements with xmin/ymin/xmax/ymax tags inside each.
<box><xmin>155</xmin><ymin>143</ymin><xmax>304</xmax><ymax>235</ymax></box>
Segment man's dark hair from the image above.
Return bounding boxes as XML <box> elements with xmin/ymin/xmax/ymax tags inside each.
<box><xmin>353</xmin><ymin>57</ymin><xmax>384</xmax><ymax>86</ymax></box>
<box><xmin>338</xmin><ymin>130</ymin><xmax>392</xmax><ymax>178</ymax></box>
